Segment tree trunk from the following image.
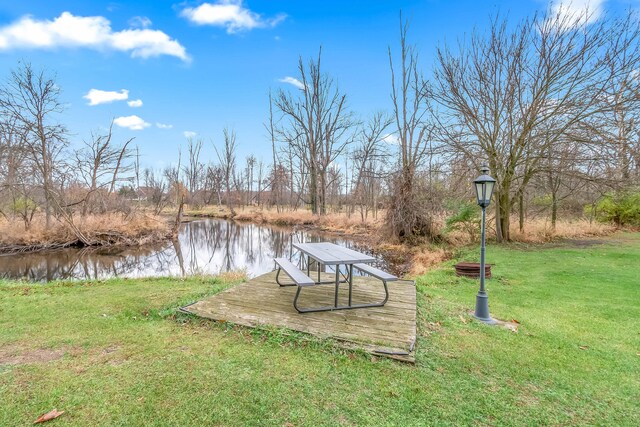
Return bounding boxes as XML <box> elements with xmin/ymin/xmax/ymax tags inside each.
<box><xmin>551</xmin><ymin>190</ymin><xmax>558</xmax><ymax>231</ymax></box>
<box><xmin>319</xmin><ymin>169</ymin><xmax>327</xmax><ymax>215</ymax></box>
<box><xmin>172</xmin><ymin>196</ymin><xmax>184</xmax><ymax>237</ymax></box>
<box><xmin>518</xmin><ymin>191</ymin><xmax>525</xmax><ymax>233</ymax></box>
<box><xmin>495</xmin><ymin>189</ymin><xmax>510</xmax><ymax>242</ymax></box>
<box><xmin>309</xmin><ymin>162</ymin><xmax>318</xmax><ymax>214</ymax></box>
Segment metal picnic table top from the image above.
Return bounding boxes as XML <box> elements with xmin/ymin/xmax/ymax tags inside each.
<box><xmin>292</xmin><ymin>242</ymin><xmax>376</xmax><ymax>266</ymax></box>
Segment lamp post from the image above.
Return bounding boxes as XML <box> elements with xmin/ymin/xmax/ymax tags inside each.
<box><xmin>473</xmin><ymin>165</ymin><xmax>497</xmax><ymax>324</ymax></box>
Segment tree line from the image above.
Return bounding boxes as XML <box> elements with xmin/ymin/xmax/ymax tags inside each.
<box><xmin>1</xmin><ymin>8</ymin><xmax>639</xmax><ymax>243</ymax></box>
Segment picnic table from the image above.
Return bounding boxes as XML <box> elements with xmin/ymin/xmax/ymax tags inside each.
<box><xmin>274</xmin><ymin>242</ymin><xmax>397</xmax><ymax>313</ymax></box>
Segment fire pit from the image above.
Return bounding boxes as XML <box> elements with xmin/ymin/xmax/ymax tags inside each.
<box><xmin>454</xmin><ymin>262</ymin><xmax>492</xmax><ymax>279</ymax></box>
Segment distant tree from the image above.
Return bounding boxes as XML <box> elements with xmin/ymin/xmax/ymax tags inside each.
<box><xmin>256</xmin><ymin>159</ymin><xmax>265</xmax><ymax>206</ymax></box>
<box><xmin>266</xmin><ymin>90</ymin><xmax>282</xmax><ymax>211</ymax></box>
<box><xmin>245</xmin><ymin>154</ymin><xmax>256</xmax><ymax>205</ymax></box>
<box><xmin>0</xmin><ymin>118</ymin><xmax>39</xmax><ymax>229</ymax></box>
<box><xmin>274</xmin><ymin>48</ymin><xmax>355</xmax><ymax>214</ymax></box>
<box><xmin>351</xmin><ymin>111</ymin><xmax>392</xmax><ymax>221</ymax></box>
<box><xmin>432</xmin><ymin>10</ymin><xmax>640</xmax><ymax>241</ymax></box>
<box><xmin>75</xmin><ymin>121</ymin><xmax>134</xmax><ymax>215</ymax></box>
<box><xmin>143</xmin><ymin>168</ymin><xmax>170</xmax><ymax>215</ymax></box>
<box><xmin>183</xmin><ymin>137</ymin><xmax>204</xmax><ymax>199</ymax></box>
<box><xmin>0</xmin><ymin>63</ymin><xmax>68</xmax><ymax>227</ymax></box>
<box><xmin>215</xmin><ymin>127</ymin><xmax>238</xmax><ymax>215</ymax></box>
<box><xmin>387</xmin><ymin>16</ymin><xmax>438</xmax><ymax>240</ymax></box>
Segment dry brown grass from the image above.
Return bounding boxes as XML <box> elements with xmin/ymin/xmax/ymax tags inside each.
<box><xmin>375</xmin><ymin>242</ymin><xmax>451</xmax><ymax>277</ymax></box>
<box><xmin>442</xmin><ymin>216</ymin><xmax>616</xmax><ymax>246</ymax></box>
<box><xmin>409</xmin><ymin>246</ymin><xmax>450</xmax><ymax>275</ymax></box>
<box><xmin>0</xmin><ymin>213</ymin><xmax>169</xmax><ymax>251</ymax></box>
<box><xmin>186</xmin><ymin>205</ymin><xmax>384</xmax><ymax>236</ymax></box>
<box><xmin>508</xmin><ymin>218</ymin><xmax>615</xmax><ymax>243</ymax></box>
<box><xmin>216</xmin><ymin>270</ymin><xmax>248</xmax><ymax>282</ymax></box>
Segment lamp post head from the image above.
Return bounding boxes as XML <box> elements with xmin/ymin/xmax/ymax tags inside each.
<box><xmin>474</xmin><ymin>165</ymin><xmax>496</xmax><ymax>208</ymax></box>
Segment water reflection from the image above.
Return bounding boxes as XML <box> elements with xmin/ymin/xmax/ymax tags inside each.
<box><xmin>0</xmin><ymin>219</ymin><xmax>388</xmax><ymax>282</ymax></box>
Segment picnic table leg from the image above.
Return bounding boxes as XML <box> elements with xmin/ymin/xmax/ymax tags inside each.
<box><xmin>334</xmin><ymin>265</ymin><xmax>340</xmax><ymax>307</ymax></box>
<box><xmin>348</xmin><ymin>264</ymin><xmax>353</xmax><ymax>306</ymax></box>
<box><xmin>275</xmin><ymin>267</ymin><xmax>296</xmax><ymax>287</ymax></box>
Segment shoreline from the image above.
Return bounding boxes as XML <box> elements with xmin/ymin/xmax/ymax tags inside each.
<box><xmin>0</xmin><ymin>213</ymin><xmax>173</xmax><ymax>256</ymax></box>
<box><xmin>0</xmin><ymin>207</ymin><xmax>619</xmax><ymax>278</ymax></box>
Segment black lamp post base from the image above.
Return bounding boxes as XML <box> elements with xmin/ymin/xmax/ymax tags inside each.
<box><xmin>473</xmin><ymin>314</ymin><xmax>498</xmax><ymax>325</ymax></box>
<box><xmin>474</xmin><ymin>293</ymin><xmax>497</xmax><ymax>324</ymax></box>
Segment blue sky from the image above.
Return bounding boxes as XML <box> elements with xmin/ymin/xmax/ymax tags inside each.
<box><xmin>0</xmin><ymin>0</ymin><xmax>632</xmax><ymax>170</ymax></box>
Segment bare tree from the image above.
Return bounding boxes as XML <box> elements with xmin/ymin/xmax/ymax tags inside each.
<box><xmin>351</xmin><ymin>111</ymin><xmax>392</xmax><ymax>220</ymax></box>
<box><xmin>432</xmin><ymin>10</ymin><xmax>640</xmax><ymax>241</ymax></box>
<box><xmin>266</xmin><ymin>90</ymin><xmax>282</xmax><ymax>211</ymax></box>
<box><xmin>204</xmin><ymin>163</ymin><xmax>224</xmax><ymax>205</ymax></box>
<box><xmin>245</xmin><ymin>154</ymin><xmax>256</xmax><ymax>205</ymax></box>
<box><xmin>585</xmin><ymin>12</ymin><xmax>640</xmax><ymax>183</ymax></box>
<box><xmin>0</xmin><ymin>63</ymin><xmax>68</xmax><ymax>227</ymax></box>
<box><xmin>75</xmin><ymin>121</ymin><xmax>134</xmax><ymax>215</ymax></box>
<box><xmin>274</xmin><ymin>47</ymin><xmax>355</xmax><ymax>214</ymax></box>
<box><xmin>0</xmin><ymin>118</ymin><xmax>38</xmax><ymax>229</ymax></box>
<box><xmin>215</xmin><ymin>127</ymin><xmax>238</xmax><ymax>215</ymax></box>
<box><xmin>387</xmin><ymin>15</ymin><xmax>438</xmax><ymax>240</ymax></box>
<box><xmin>143</xmin><ymin>168</ymin><xmax>168</xmax><ymax>214</ymax></box>
<box><xmin>183</xmin><ymin>137</ymin><xmax>204</xmax><ymax>203</ymax></box>
<box><xmin>256</xmin><ymin>159</ymin><xmax>265</xmax><ymax>207</ymax></box>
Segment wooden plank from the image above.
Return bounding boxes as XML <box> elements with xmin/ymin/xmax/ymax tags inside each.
<box><xmin>191</xmin><ymin>308</ymin><xmax>414</xmax><ymax>358</ymax></box>
<box><xmin>190</xmin><ymin>300</ymin><xmax>415</xmax><ymax>343</ymax></box>
<box><xmin>184</xmin><ymin>270</ymin><xmax>417</xmax><ymax>362</ymax></box>
<box><xmin>193</xmin><ymin>303</ymin><xmax>415</xmax><ymax>344</ymax></box>
<box><xmin>242</xmin><ymin>289</ymin><xmax>415</xmax><ymax>309</ymax></box>
<box><xmin>218</xmin><ymin>283</ymin><xmax>416</xmax><ymax>310</ymax></box>
<box><xmin>206</xmin><ymin>283</ymin><xmax>416</xmax><ymax>325</ymax></box>
<box><xmin>204</xmin><ymin>292</ymin><xmax>416</xmax><ymax>324</ymax></box>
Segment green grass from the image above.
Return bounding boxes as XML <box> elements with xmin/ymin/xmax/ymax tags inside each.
<box><xmin>1</xmin><ymin>234</ymin><xmax>639</xmax><ymax>426</ymax></box>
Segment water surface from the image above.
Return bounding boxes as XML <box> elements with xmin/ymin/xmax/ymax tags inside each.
<box><xmin>0</xmin><ymin>219</ymin><xmax>391</xmax><ymax>282</ymax></box>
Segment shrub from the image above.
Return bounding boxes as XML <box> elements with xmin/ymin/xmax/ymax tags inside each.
<box><xmin>444</xmin><ymin>201</ymin><xmax>480</xmax><ymax>242</ymax></box>
<box><xmin>591</xmin><ymin>189</ymin><xmax>640</xmax><ymax>226</ymax></box>
<box><xmin>10</xmin><ymin>196</ymin><xmax>37</xmax><ymax>215</ymax></box>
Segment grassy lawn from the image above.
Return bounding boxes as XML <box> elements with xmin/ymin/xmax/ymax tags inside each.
<box><xmin>1</xmin><ymin>234</ymin><xmax>639</xmax><ymax>426</ymax></box>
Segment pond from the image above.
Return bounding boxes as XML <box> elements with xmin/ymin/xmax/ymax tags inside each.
<box><xmin>0</xmin><ymin>219</ymin><xmax>395</xmax><ymax>282</ymax></box>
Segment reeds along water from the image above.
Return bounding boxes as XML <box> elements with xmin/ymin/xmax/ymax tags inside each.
<box><xmin>0</xmin><ymin>213</ymin><xmax>169</xmax><ymax>250</ymax></box>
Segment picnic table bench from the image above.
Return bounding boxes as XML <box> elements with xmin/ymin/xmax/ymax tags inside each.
<box><xmin>274</xmin><ymin>242</ymin><xmax>398</xmax><ymax>313</ymax></box>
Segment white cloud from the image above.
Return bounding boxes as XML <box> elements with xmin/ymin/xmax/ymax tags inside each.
<box><xmin>382</xmin><ymin>133</ymin><xmax>399</xmax><ymax>145</ymax></box>
<box><xmin>127</xmin><ymin>99</ymin><xmax>143</xmax><ymax>107</ymax></box>
<box><xmin>84</xmin><ymin>88</ymin><xmax>129</xmax><ymax>106</ymax></box>
<box><xmin>279</xmin><ymin>76</ymin><xmax>305</xmax><ymax>90</ymax></box>
<box><xmin>129</xmin><ymin>16</ymin><xmax>152</xmax><ymax>29</ymax></box>
<box><xmin>183</xmin><ymin>130</ymin><xmax>197</xmax><ymax>138</ymax></box>
<box><xmin>0</xmin><ymin>12</ymin><xmax>189</xmax><ymax>61</ymax></box>
<box><xmin>547</xmin><ymin>0</ymin><xmax>605</xmax><ymax>28</ymax></box>
<box><xmin>114</xmin><ymin>115</ymin><xmax>151</xmax><ymax>130</ymax></box>
<box><xmin>156</xmin><ymin>122</ymin><xmax>173</xmax><ymax>129</ymax></box>
<box><xmin>181</xmin><ymin>1</ymin><xmax>286</xmax><ymax>33</ymax></box>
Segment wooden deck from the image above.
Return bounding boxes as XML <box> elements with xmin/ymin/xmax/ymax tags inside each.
<box><xmin>182</xmin><ymin>270</ymin><xmax>417</xmax><ymax>362</ymax></box>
